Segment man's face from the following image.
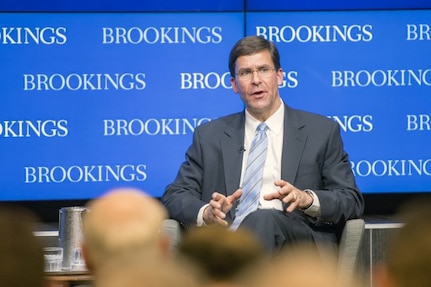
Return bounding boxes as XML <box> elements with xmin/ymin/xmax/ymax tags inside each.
<box><xmin>231</xmin><ymin>50</ymin><xmax>284</xmax><ymax>121</ymax></box>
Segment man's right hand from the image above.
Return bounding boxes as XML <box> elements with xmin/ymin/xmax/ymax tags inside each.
<box><xmin>203</xmin><ymin>189</ymin><xmax>242</xmax><ymax>226</ymax></box>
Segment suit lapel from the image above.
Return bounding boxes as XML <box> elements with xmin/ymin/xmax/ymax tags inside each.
<box><xmin>219</xmin><ymin>107</ymin><xmax>307</xmax><ymax>190</ymax></box>
<box><xmin>220</xmin><ymin>113</ymin><xmax>245</xmax><ymax>197</ymax></box>
<box><xmin>281</xmin><ymin>106</ymin><xmax>307</xmax><ymax>183</ymax></box>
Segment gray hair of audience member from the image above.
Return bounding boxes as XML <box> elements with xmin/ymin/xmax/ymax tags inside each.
<box><xmin>0</xmin><ymin>205</ymin><xmax>45</xmax><ymax>287</ymax></box>
<box><xmin>82</xmin><ymin>187</ymin><xmax>169</xmax><ymax>271</ymax></box>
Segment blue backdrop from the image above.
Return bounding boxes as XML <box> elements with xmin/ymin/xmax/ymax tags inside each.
<box><xmin>1</xmin><ymin>2</ymin><xmax>430</xmax><ymax>201</ymax></box>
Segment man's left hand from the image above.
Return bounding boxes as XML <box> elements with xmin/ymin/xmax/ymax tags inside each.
<box><xmin>263</xmin><ymin>180</ymin><xmax>313</xmax><ymax>212</ymax></box>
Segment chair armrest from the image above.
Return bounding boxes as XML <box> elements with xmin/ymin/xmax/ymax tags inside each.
<box><xmin>162</xmin><ymin>219</ymin><xmax>182</xmax><ymax>250</ymax></box>
<box><xmin>338</xmin><ymin>218</ymin><xmax>365</xmax><ymax>281</ymax></box>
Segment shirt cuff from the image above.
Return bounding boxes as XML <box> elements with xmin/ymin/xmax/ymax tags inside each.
<box><xmin>196</xmin><ymin>203</ymin><xmax>209</xmax><ymax>226</ymax></box>
<box><xmin>302</xmin><ymin>189</ymin><xmax>321</xmax><ymax>218</ymax></box>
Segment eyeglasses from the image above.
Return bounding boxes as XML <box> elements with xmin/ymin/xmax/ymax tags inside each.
<box><xmin>235</xmin><ymin>66</ymin><xmax>276</xmax><ymax>80</ymax></box>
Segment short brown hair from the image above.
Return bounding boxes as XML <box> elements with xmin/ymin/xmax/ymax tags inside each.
<box><xmin>229</xmin><ymin>36</ymin><xmax>281</xmax><ymax>77</ymax></box>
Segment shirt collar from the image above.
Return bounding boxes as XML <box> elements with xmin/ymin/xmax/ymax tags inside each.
<box><xmin>245</xmin><ymin>99</ymin><xmax>284</xmax><ymax>136</ymax></box>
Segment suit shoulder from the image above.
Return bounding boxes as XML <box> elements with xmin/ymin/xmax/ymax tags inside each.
<box><xmin>195</xmin><ymin>112</ymin><xmax>243</xmax><ymax>131</ymax></box>
<box><xmin>289</xmin><ymin>106</ymin><xmax>335</xmax><ymax>128</ymax></box>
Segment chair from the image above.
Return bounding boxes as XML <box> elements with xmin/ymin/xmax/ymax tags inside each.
<box><xmin>337</xmin><ymin>218</ymin><xmax>366</xmax><ymax>282</ymax></box>
<box><xmin>162</xmin><ymin>219</ymin><xmax>183</xmax><ymax>251</ymax></box>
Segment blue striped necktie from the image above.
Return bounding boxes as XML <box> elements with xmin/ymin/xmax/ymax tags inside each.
<box><xmin>230</xmin><ymin>122</ymin><xmax>268</xmax><ymax>231</ymax></box>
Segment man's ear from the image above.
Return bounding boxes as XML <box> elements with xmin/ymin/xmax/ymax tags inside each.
<box><xmin>231</xmin><ymin>77</ymin><xmax>239</xmax><ymax>93</ymax></box>
<box><xmin>277</xmin><ymin>68</ymin><xmax>284</xmax><ymax>86</ymax></box>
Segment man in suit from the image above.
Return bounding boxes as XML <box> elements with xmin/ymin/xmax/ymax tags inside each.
<box><xmin>162</xmin><ymin>36</ymin><xmax>364</xmax><ymax>253</ymax></box>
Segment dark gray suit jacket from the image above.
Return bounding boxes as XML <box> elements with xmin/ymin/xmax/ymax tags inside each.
<box><xmin>162</xmin><ymin>104</ymin><xmax>364</xmax><ymax>235</ymax></box>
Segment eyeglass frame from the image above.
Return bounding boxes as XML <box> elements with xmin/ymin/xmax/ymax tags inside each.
<box><xmin>234</xmin><ymin>65</ymin><xmax>277</xmax><ymax>80</ymax></box>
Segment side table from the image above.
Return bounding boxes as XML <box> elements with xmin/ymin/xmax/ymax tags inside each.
<box><xmin>45</xmin><ymin>271</ymin><xmax>93</xmax><ymax>287</ymax></box>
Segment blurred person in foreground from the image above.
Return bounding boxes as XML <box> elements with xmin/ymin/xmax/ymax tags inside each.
<box><xmin>82</xmin><ymin>187</ymin><xmax>177</xmax><ymax>287</ymax></box>
<box><xmin>98</xmin><ymin>256</ymin><xmax>201</xmax><ymax>287</ymax></box>
<box><xmin>374</xmin><ymin>197</ymin><xmax>431</xmax><ymax>287</ymax></box>
<box><xmin>251</xmin><ymin>243</ymin><xmax>364</xmax><ymax>287</ymax></box>
<box><xmin>162</xmin><ymin>35</ymin><xmax>364</xmax><ymax>253</ymax></box>
<box><xmin>0</xmin><ymin>205</ymin><xmax>45</xmax><ymax>287</ymax></box>
<box><xmin>177</xmin><ymin>225</ymin><xmax>267</xmax><ymax>287</ymax></box>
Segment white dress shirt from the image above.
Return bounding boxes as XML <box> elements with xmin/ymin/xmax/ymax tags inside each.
<box><xmin>242</xmin><ymin>102</ymin><xmax>284</xmax><ymax>210</ymax></box>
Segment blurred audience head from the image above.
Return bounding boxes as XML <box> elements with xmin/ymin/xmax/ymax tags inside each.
<box><xmin>252</xmin><ymin>243</ymin><xmax>362</xmax><ymax>287</ymax></box>
<box><xmin>0</xmin><ymin>205</ymin><xmax>45</xmax><ymax>287</ymax></box>
<box><xmin>97</xmin><ymin>257</ymin><xmax>201</xmax><ymax>287</ymax></box>
<box><xmin>177</xmin><ymin>225</ymin><xmax>267</xmax><ymax>286</ymax></box>
<box><xmin>82</xmin><ymin>187</ymin><xmax>170</xmax><ymax>273</ymax></box>
<box><xmin>374</xmin><ymin>197</ymin><xmax>431</xmax><ymax>287</ymax></box>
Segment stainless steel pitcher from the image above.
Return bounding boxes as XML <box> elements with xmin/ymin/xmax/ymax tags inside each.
<box><xmin>58</xmin><ymin>206</ymin><xmax>87</xmax><ymax>271</ymax></box>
